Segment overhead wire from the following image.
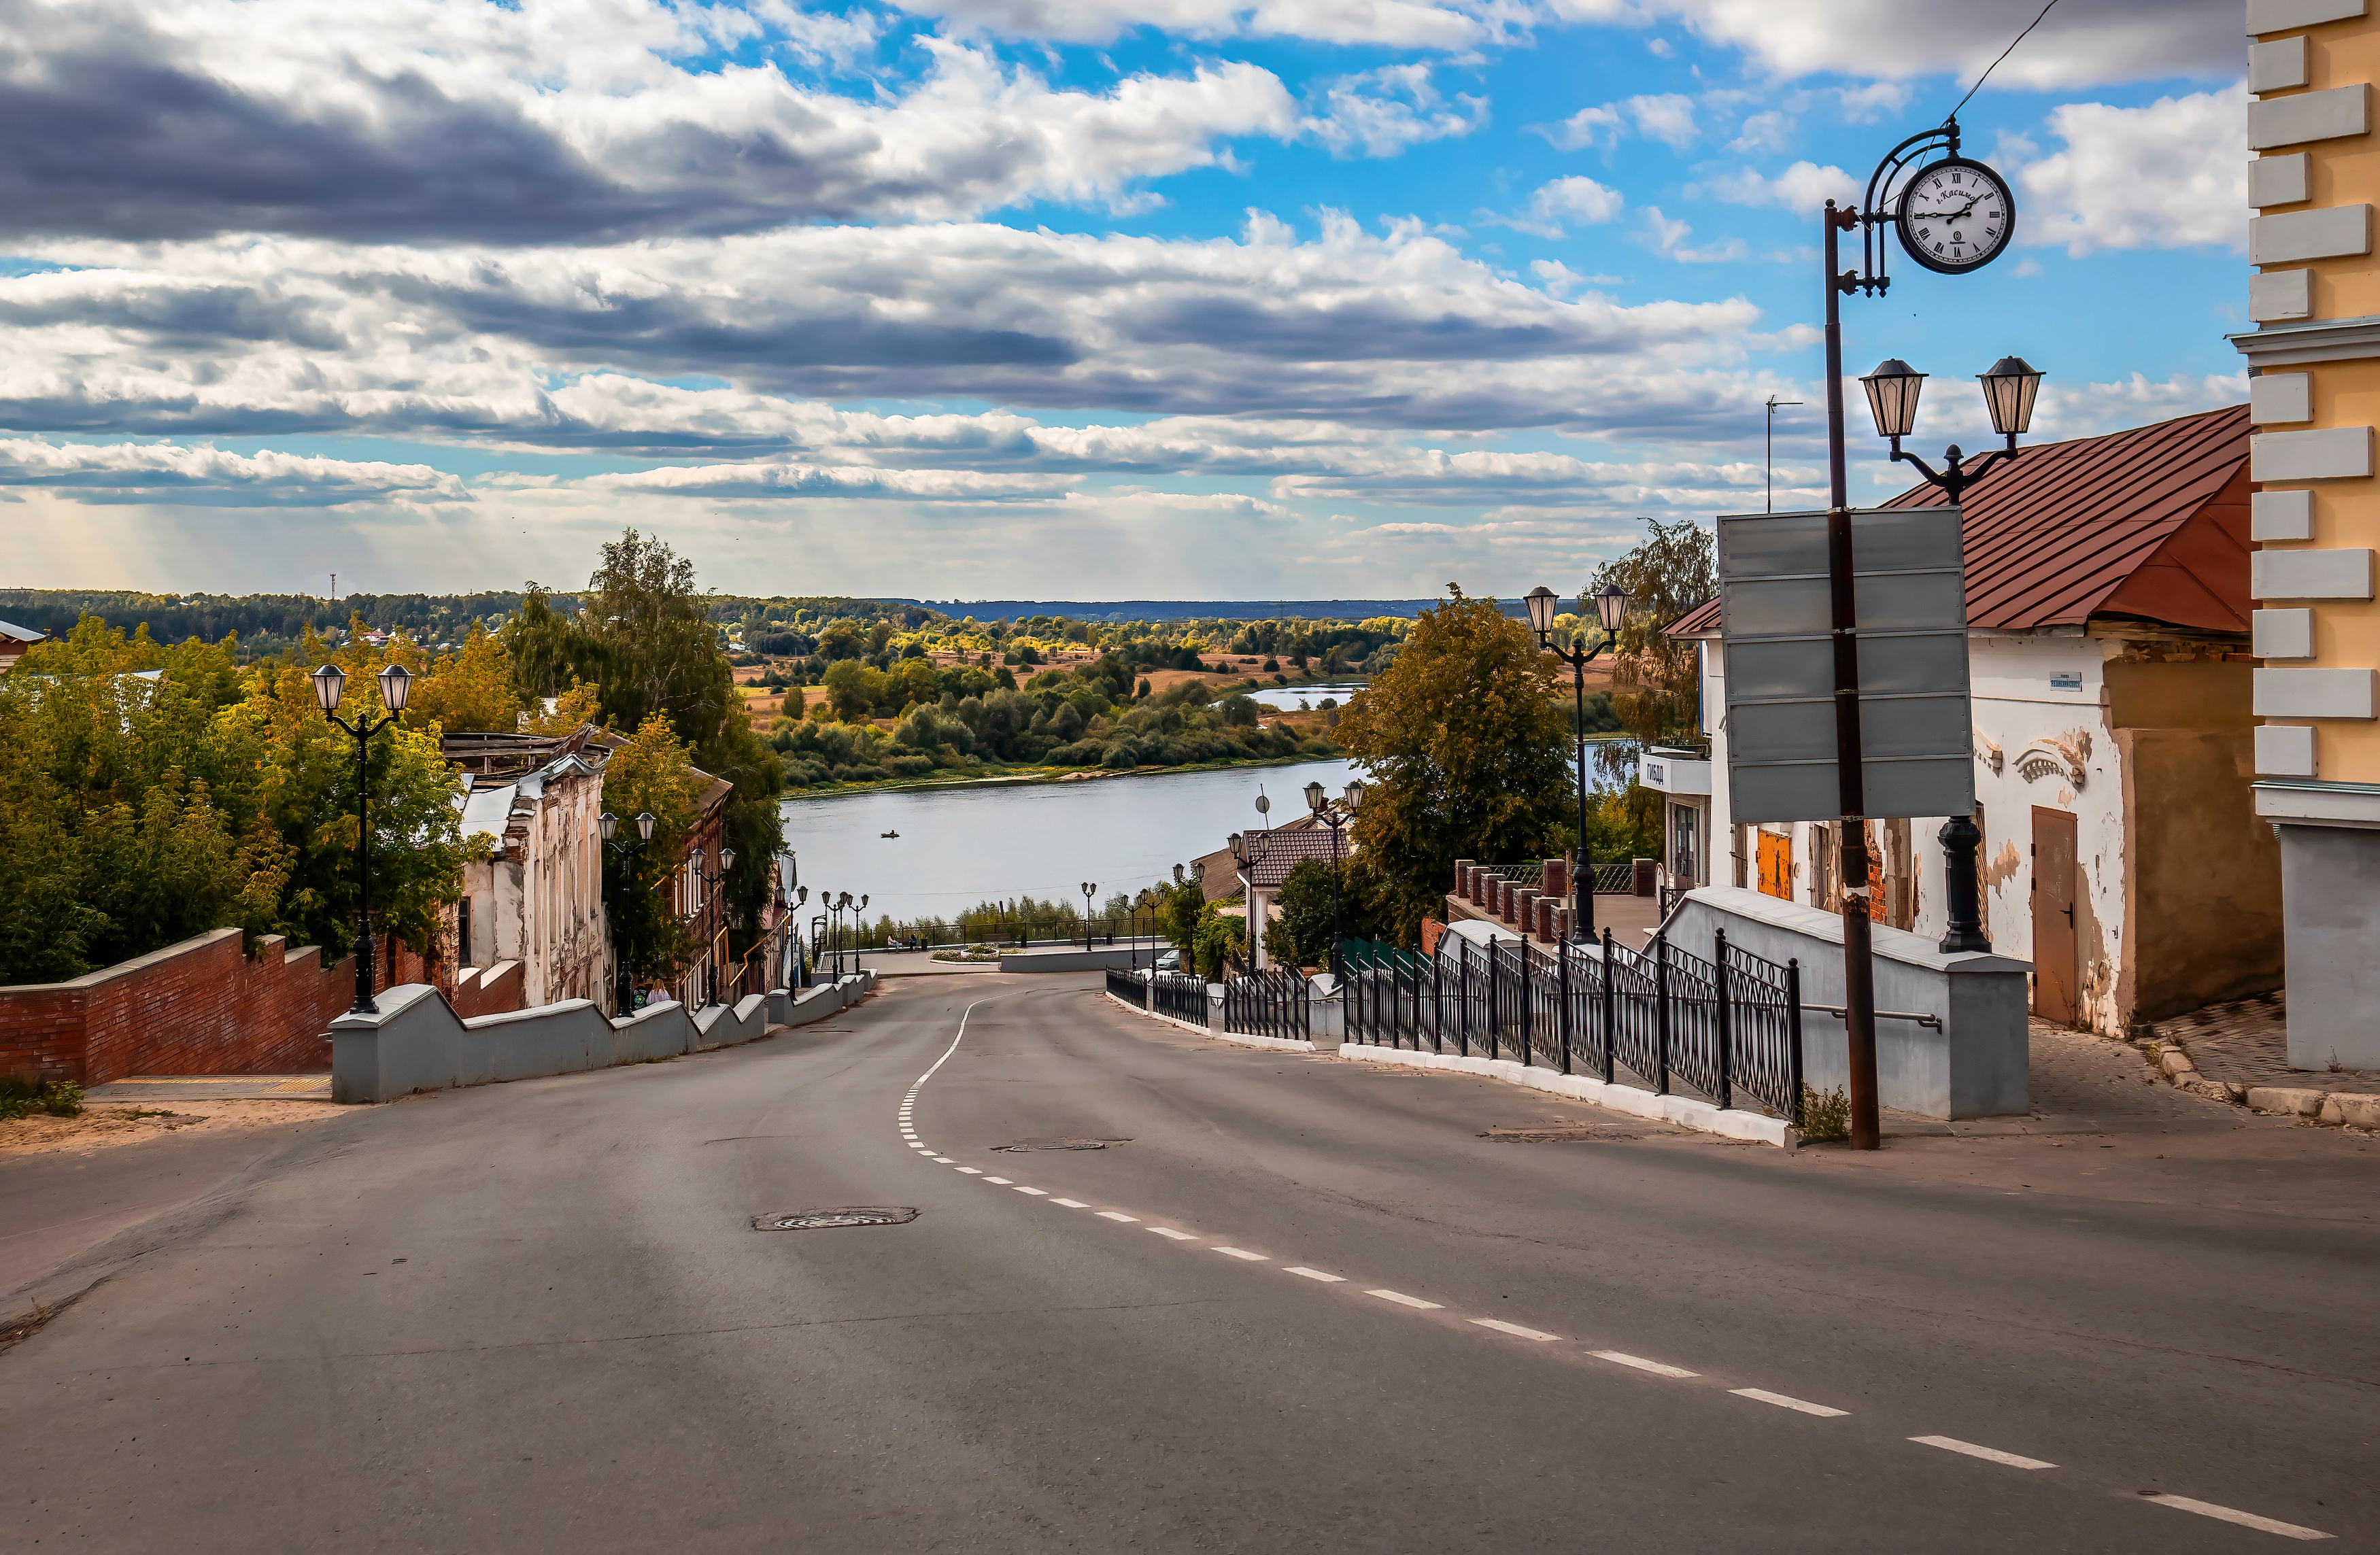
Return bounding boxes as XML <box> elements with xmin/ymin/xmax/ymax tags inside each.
<box><xmin>1946</xmin><ymin>0</ymin><xmax>2064</xmax><ymax>123</ymax></box>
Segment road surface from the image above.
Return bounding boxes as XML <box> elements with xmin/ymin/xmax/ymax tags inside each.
<box><xmin>5</xmin><ymin>973</ymin><xmax>2372</xmax><ymax>1550</ymax></box>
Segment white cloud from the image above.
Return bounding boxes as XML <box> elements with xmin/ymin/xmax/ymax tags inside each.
<box><xmin>0</xmin><ymin>439</ymin><xmax>469</xmax><ymax>506</ymax></box>
<box><xmin>1550</xmin><ymin>0</ymin><xmax>2243</xmax><ymax>89</ymax></box>
<box><xmin>1635</xmin><ymin>206</ymin><xmax>1751</xmax><ymax>264</ymax></box>
<box><xmin>1272</xmin><ymin>445</ymin><xmax>1770</xmax><ymax>507</ymax></box>
<box><xmin>1490</xmin><ymin>175</ymin><xmax>1625</xmax><ymax>238</ymax></box>
<box><xmin>1699</xmin><ymin>160</ymin><xmax>1858</xmax><ymax>211</ymax></box>
<box><xmin>2005</xmin><ymin>85</ymin><xmax>2247</xmax><ymax>257</ymax></box>
<box><xmin>504</xmin><ymin>462</ymin><xmax>1078</xmax><ymax>502</ymax></box>
<box><xmin>891</xmin><ymin>0</ymin><xmax>1510</xmax><ymax>48</ymax></box>
<box><xmin>1300</xmin><ymin>64</ymin><xmax>1489</xmax><ymax>159</ymax></box>
<box><xmin>1532</xmin><ymin>91</ymin><xmax>1695</xmax><ymax>152</ymax></box>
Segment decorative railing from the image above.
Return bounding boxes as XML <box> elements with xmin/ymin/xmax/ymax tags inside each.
<box><xmin>1153</xmin><ymin>972</ymin><xmax>1208</xmax><ymax>1025</ymax></box>
<box><xmin>1106</xmin><ymin>966</ymin><xmax>1148</xmax><ymax>1006</ymax></box>
<box><xmin>1222</xmin><ymin>967</ymin><xmax>1310</xmax><ymax>1040</ymax></box>
<box><xmin>1339</xmin><ymin>928</ymin><xmax>1804</xmax><ymax>1123</ymax></box>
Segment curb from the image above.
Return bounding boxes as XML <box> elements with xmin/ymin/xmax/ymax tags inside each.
<box><xmin>1102</xmin><ymin>992</ymin><xmax>1791</xmax><ymax>1146</ymax></box>
<box><xmin>2134</xmin><ymin>1034</ymin><xmax>2380</xmax><ymax>1132</ymax></box>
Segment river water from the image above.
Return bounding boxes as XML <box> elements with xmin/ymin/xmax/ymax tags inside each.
<box><xmin>779</xmin><ymin>757</ymin><xmax>1359</xmax><ymax>927</ymax></box>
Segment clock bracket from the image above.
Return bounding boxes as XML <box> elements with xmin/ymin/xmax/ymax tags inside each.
<box><xmin>1836</xmin><ymin>118</ymin><xmax>1965</xmax><ymax>300</ymax></box>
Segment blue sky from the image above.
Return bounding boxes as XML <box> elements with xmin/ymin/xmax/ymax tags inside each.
<box><xmin>1</xmin><ymin>0</ymin><xmax>2246</xmax><ymax>601</ymax></box>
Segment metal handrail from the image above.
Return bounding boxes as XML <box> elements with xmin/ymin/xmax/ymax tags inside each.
<box><xmin>1803</xmin><ymin>1002</ymin><xmax>1941</xmax><ymax>1031</ymax></box>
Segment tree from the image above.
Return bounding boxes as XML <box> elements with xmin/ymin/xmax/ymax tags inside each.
<box><xmin>599</xmin><ymin>713</ymin><xmax>701</xmax><ymax>987</ymax></box>
<box><xmin>1585</xmin><ymin>519</ymin><xmax>1717</xmax><ymax>844</ymax></box>
<box><xmin>405</xmin><ymin>622</ymin><xmax>519</xmax><ymax>734</ymax></box>
<box><xmin>1333</xmin><ymin>584</ymin><xmax>1574</xmax><ymax>945</ymax></box>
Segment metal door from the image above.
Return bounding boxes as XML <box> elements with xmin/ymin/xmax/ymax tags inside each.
<box><xmin>1756</xmin><ymin>830</ymin><xmax>1792</xmax><ymax>901</ymax></box>
<box><xmin>2030</xmin><ymin>807</ymin><xmax>2078</xmax><ymax>1023</ymax></box>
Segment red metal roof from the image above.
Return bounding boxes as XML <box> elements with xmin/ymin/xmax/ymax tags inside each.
<box><xmin>1671</xmin><ymin>403</ymin><xmax>2250</xmax><ymax>637</ymax></box>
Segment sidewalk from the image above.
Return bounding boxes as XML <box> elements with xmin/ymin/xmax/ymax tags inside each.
<box><xmin>82</xmin><ymin>1075</ymin><xmax>333</xmax><ymax>1102</ymax></box>
<box><xmin>2141</xmin><ymin>991</ymin><xmax>2380</xmax><ymax>1098</ymax></box>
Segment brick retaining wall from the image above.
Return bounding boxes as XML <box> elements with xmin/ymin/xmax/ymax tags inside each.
<box><xmin>0</xmin><ymin>930</ymin><xmax>525</xmax><ymax>1085</ymax></box>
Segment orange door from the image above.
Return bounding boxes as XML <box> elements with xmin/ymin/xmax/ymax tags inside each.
<box><xmin>1756</xmin><ymin>832</ymin><xmax>1792</xmax><ymax>900</ymax></box>
<box><xmin>2031</xmin><ymin>807</ymin><xmax>2079</xmax><ymax>1023</ymax></box>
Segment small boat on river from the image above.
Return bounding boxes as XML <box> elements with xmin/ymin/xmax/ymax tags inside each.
<box><xmin>881</xmin><ymin>829</ymin><xmax>900</xmax><ymax>838</ymax></box>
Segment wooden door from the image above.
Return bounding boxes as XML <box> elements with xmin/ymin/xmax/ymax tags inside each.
<box><xmin>1756</xmin><ymin>831</ymin><xmax>1792</xmax><ymax>900</ymax></box>
<box><xmin>2030</xmin><ymin>807</ymin><xmax>2078</xmax><ymax>1023</ymax></box>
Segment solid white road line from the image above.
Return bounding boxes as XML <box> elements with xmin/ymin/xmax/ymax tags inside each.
<box><xmin>1148</xmin><ymin>1228</ymin><xmax>1199</xmax><ymax>1240</ymax></box>
<box><xmin>2137</xmin><ymin>1494</ymin><xmax>2332</xmax><ymax>1540</ymax></box>
<box><xmin>1098</xmin><ymin>1212</ymin><xmax>1139</xmax><ymax>1223</ymax></box>
<box><xmin>1014</xmin><ymin>1186</ymin><xmax>1048</xmax><ymax>1196</ymax></box>
<box><xmin>1285</xmin><ymin>1267</ymin><xmax>1345</xmax><ymax>1282</ymax></box>
<box><xmin>1366</xmin><ymin>1289</ymin><xmax>1442</xmax><ymax>1310</ymax></box>
<box><xmin>1591</xmin><ymin>1351</ymin><xmax>1700</xmax><ymax>1379</ymax></box>
<box><xmin>1472</xmin><ymin>1319</ymin><xmax>1561</xmax><ymax>1342</ymax></box>
<box><xmin>1052</xmin><ymin>1199</ymin><xmax>1089</xmax><ymax>1208</ymax></box>
<box><xmin>1212</xmin><ymin>1247</ymin><xmax>1268</xmax><ymax>1261</ymax></box>
<box><xmin>1730</xmin><ymin>1388</ymin><xmax>1848</xmax><ymax>1418</ymax></box>
<box><xmin>1909</xmin><ymin>1436</ymin><xmax>2056</xmax><ymax>1471</ymax></box>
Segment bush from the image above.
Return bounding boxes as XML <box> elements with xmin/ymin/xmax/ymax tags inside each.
<box><xmin>0</xmin><ymin>1076</ymin><xmax>83</xmax><ymax>1120</ymax></box>
<box><xmin>1799</xmin><ymin>1084</ymin><xmax>1850</xmax><ymax>1141</ymax></box>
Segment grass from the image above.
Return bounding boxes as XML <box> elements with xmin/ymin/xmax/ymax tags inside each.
<box><xmin>0</xmin><ymin>1076</ymin><xmax>83</xmax><ymax>1121</ymax></box>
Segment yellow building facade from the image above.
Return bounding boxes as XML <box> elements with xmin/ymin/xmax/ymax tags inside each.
<box><xmin>2239</xmin><ymin>0</ymin><xmax>2380</xmax><ymax>1067</ymax></box>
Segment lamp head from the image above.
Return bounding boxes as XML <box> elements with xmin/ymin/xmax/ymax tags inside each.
<box><xmin>1344</xmin><ymin>779</ymin><xmax>1365</xmax><ymax>811</ymax></box>
<box><xmin>636</xmin><ymin>810</ymin><xmax>656</xmax><ymax>842</ymax></box>
<box><xmin>1978</xmin><ymin>356</ymin><xmax>2043</xmax><ymax>437</ymax></box>
<box><xmin>858</xmin><ymin>895</ymin><xmax>868</xmax><ymax>910</ymax></box>
<box><xmin>310</xmin><ymin>662</ymin><xmax>345</xmax><ymax>714</ymax></box>
<box><xmin>1594</xmin><ymin>583</ymin><xmax>1631</xmax><ymax>634</ymax></box>
<box><xmin>1860</xmin><ymin>358</ymin><xmax>1926</xmax><ymax>439</ymax></box>
<box><xmin>600</xmin><ymin>810</ymin><xmax>618</xmax><ymax>842</ymax></box>
<box><xmin>1304</xmin><ymin>779</ymin><xmax>1327</xmax><ymax>815</ymax></box>
<box><xmin>377</xmin><ymin>660</ymin><xmax>411</xmax><ymax>713</ymax></box>
<box><xmin>1523</xmin><ymin>585</ymin><xmax>1559</xmax><ymax>643</ymax></box>
<box><xmin>721</xmin><ymin>847</ymin><xmax>735</xmax><ymax>870</ymax></box>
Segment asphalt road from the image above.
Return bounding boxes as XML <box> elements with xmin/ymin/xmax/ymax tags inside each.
<box><xmin>5</xmin><ymin>974</ymin><xmax>2374</xmax><ymax>1551</ymax></box>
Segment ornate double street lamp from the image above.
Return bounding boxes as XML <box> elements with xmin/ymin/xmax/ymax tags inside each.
<box><xmin>1302</xmin><ymin>779</ymin><xmax>1364</xmax><ymax>980</ymax></box>
<box><xmin>1526</xmin><ymin>583</ymin><xmax>1631</xmax><ymax>944</ymax></box>
<box><xmin>311</xmin><ymin>659</ymin><xmax>411</xmax><ymax>1016</ymax></box>
<box><xmin>1081</xmin><ymin>882</ymin><xmax>1098</xmax><ymax>953</ymax></box>
<box><xmin>1805</xmin><ymin>117</ymin><xmax>2033</xmax><ymax>1148</ymax></box>
<box><xmin>599</xmin><ymin>810</ymin><xmax>657</xmax><ymax>1015</ymax></box>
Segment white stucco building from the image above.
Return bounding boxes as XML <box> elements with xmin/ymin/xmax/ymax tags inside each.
<box><xmin>448</xmin><ymin>728</ymin><xmax>614</xmax><ymax>1010</ymax></box>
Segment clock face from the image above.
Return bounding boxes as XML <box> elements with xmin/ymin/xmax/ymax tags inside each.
<box><xmin>1894</xmin><ymin>157</ymin><xmax>2016</xmax><ymax>275</ymax></box>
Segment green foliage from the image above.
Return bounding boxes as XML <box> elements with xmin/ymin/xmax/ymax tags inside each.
<box><xmin>0</xmin><ymin>1076</ymin><xmax>84</xmax><ymax>1119</ymax></box>
<box><xmin>1799</xmin><ymin>1084</ymin><xmax>1850</xmax><ymax>1141</ymax></box>
<box><xmin>1334</xmin><ymin>585</ymin><xmax>1575</xmax><ymax>946</ymax></box>
<box><xmin>1588</xmin><ymin>517</ymin><xmax>1714</xmax><ymax>782</ymax></box>
<box><xmin>1272</xmin><ymin>858</ymin><xmax>1340</xmax><ymax>968</ymax></box>
<box><xmin>1191</xmin><ymin>902</ymin><xmax>1246</xmax><ymax>980</ymax></box>
<box><xmin>600</xmin><ymin>714</ymin><xmax>702</xmax><ymax>984</ymax></box>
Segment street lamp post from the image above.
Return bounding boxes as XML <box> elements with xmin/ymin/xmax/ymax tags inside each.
<box><xmin>1302</xmin><ymin>779</ymin><xmax>1364</xmax><ymax>981</ymax></box>
<box><xmin>688</xmin><ymin>844</ymin><xmax>736</xmax><ymax>1006</ymax></box>
<box><xmin>1081</xmin><ymin>882</ymin><xmax>1098</xmax><ymax>953</ymax></box>
<box><xmin>1856</xmin><ymin>353</ymin><xmax>2041</xmax><ymax>956</ymax></box>
<box><xmin>599</xmin><ymin>809</ymin><xmax>657</xmax><ymax>1016</ymax></box>
<box><xmin>313</xmin><ymin>660</ymin><xmax>412</xmax><ymax>1016</ymax></box>
<box><xmin>1525</xmin><ymin>584</ymin><xmax>1631</xmax><ymax>943</ymax></box>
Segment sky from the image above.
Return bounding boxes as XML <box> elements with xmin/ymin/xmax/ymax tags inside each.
<box><xmin>0</xmin><ymin>0</ymin><xmax>2249</xmax><ymax>602</ymax></box>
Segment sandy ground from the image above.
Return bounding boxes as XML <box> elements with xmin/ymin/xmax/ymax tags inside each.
<box><xmin>0</xmin><ymin>1099</ymin><xmax>345</xmax><ymax>1159</ymax></box>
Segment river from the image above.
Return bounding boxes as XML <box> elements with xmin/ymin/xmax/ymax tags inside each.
<box><xmin>779</xmin><ymin>757</ymin><xmax>1359</xmax><ymax>927</ymax></box>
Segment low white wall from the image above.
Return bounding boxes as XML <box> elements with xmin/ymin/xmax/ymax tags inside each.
<box><xmin>333</xmin><ymin>972</ymin><xmax>877</xmax><ymax>1103</ymax></box>
<box><xmin>998</xmin><ymin>946</ymin><xmax>1152</xmax><ymax>972</ymax></box>
<box><xmin>1665</xmin><ymin>887</ymin><xmax>2031</xmax><ymax>1120</ymax></box>
<box><xmin>1336</xmin><ymin>1042</ymin><xmax>1790</xmax><ymax>1146</ymax></box>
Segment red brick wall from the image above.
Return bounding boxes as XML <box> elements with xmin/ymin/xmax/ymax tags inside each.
<box><xmin>450</xmin><ymin>962</ymin><xmax>525</xmax><ymax>1020</ymax></box>
<box><xmin>2</xmin><ymin>931</ymin><xmax>534</xmax><ymax>1086</ymax></box>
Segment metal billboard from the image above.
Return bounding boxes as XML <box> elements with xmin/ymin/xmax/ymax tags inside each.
<box><xmin>1716</xmin><ymin>506</ymin><xmax>1974</xmax><ymax>825</ymax></box>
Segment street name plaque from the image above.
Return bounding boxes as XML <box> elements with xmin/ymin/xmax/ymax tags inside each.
<box><xmin>1717</xmin><ymin>505</ymin><xmax>1974</xmax><ymax>824</ymax></box>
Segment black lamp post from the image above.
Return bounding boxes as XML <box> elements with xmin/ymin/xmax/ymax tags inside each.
<box><xmin>1856</xmin><ymin>353</ymin><xmax>2042</xmax><ymax>957</ymax></box>
<box><xmin>1081</xmin><ymin>881</ymin><xmax>1098</xmax><ymax>952</ymax></box>
<box><xmin>600</xmin><ymin>809</ymin><xmax>656</xmax><ymax>1015</ymax></box>
<box><xmin>313</xmin><ymin>659</ymin><xmax>411</xmax><ymax>1015</ymax></box>
<box><xmin>1302</xmin><ymin>779</ymin><xmax>1364</xmax><ymax>981</ymax></box>
<box><xmin>688</xmin><ymin>844</ymin><xmax>736</xmax><ymax>1005</ymax></box>
<box><xmin>1525</xmin><ymin>584</ymin><xmax>1631</xmax><ymax>943</ymax></box>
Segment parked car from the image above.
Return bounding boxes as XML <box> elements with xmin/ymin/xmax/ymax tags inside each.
<box><xmin>1155</xmin><ymin>949</ymin><xmax>1182</xmax><ymax>972</ymax></box>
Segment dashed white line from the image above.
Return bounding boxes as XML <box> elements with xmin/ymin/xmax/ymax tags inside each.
<box><xmin>1472</xmin><ymin>1318</ymin><xmax>1562</xmax><ymax>1342</ymax></box>
<box><xmin>1148</xmin><ymin>1227</ymin><xmax>1199</xmax><ymax>1240</ymax></box>
<box><xmin>1052</xmin><ymin>1199</ymin><xmax>1088</xmax><ymax>1208</ymax></box>
<box><xmin>2137</xmin><ymin>1494</ymin><xmax>2332</xmax><ymax>1540</ymax></box>
<box><xmin>1285</xmin><ymin>1267</ymin><xmax>1345</xmax><ymax>1282</ymax></box>
<box><xmin>1730</xmin><ymin>1388</ymin><xmax>1848</xmax><ymax>1418</ymax></box>
<box><xmin>1365</xmin><ymin>1289</ymin><xmax>1442</xmax><ymax>1310</ymax></box>
<box><xmin>955</xmin><ymin>1167</ymin><xmax>983</xmax><ymax>1176</ymax></box>
<box><xmin>985</xmin><ymin>1176</ymin><xmax>1013</xmax><ymax>1184</ymax></box>
<box><xmin>1097</xmin><ymin>1212</ymin><xmax>1138</xmax><ymax>1223</ymax></box>
<box><xmin>1212</xmin><ymin>1247</ymin><xmax>1268</xmax><ymax>1261</ymax></box>
<box><xmin>1014</xmin><ymin>1186</ymin><xmax>1048</xmax><ymax>1196</ymax></box>
<box><xmin>1592</xmin><ymin>1350</ymin><xmax>1699</xmax><ymax>1379</ymax></box>
<box><xmin>930</xmin><ymin>1157</ymin><xmax>955</xmax><ymax>1164</ymax></box>
<box><xmin>1910</xmin><ymin>1436</ymin><xmax>2056</xmax><ymax>1471</ymax></box>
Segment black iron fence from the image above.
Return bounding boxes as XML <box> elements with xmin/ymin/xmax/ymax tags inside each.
<box><xmin>1338</xmin><ymin>927</ymin><xmax>1804</xmax><ymax>1123</ymax></box>
<box><xmin>1221</xmin><ymin>968</ymin><xmax>1309</xmax><ymax>1041</ymax></box>
<box><xmin>1106</xmin><ymin>966</ymin><xmax>1147</xmax><ymax>1006</ymax></box>
<box><xmin>1153</xmin><ymin>971</ymin><xmax>1208</xmax><ymax>1025</ymax></box>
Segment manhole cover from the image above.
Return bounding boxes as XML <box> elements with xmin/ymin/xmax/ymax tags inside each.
<box><xmin>989</xmin><ymin>1137</ymin><xmax>1132</xmax><ymax>1152</ymax></box>
<box><xmin>753</xmin><ymin>1207</ymin><xmax>921</xmax><ymax>1231</ymax></box>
